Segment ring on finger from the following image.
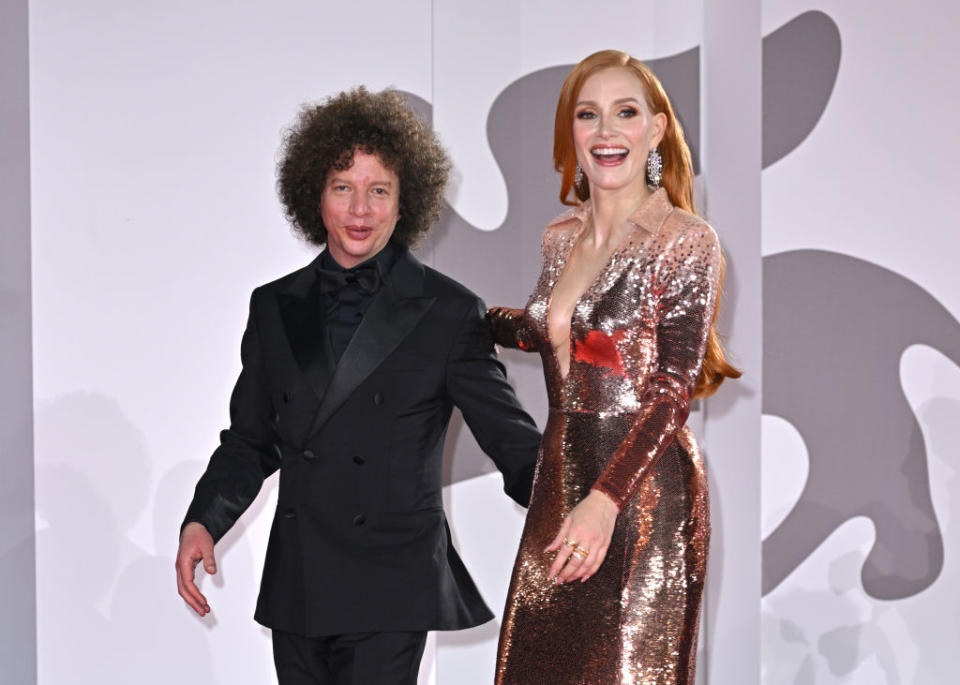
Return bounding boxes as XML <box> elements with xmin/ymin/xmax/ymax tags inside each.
<box><xmin>563</xmin><ymin>538</ymin><xmax>578</xmax><ymax>548</ymax></box>
<box><xmin>571</xmin><ymin>548</ymin><xmax>587</xmax><ymax>560</ymax></box>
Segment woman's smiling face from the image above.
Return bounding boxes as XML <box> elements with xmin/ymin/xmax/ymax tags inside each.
<box><xmin>572</xmin><ymin>66</ymin><xmax>666</xmax><ymax>196</ymax></box>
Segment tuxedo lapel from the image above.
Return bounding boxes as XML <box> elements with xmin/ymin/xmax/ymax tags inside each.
<box><xmin>277</xmin><ymin>255</ymin><xmax>335</xmax><ymax>400</ymax></box>
<box><xmin>308</xmin><ymin>249</ymin><xmax>435</xmax><ymax>436</ymax></box>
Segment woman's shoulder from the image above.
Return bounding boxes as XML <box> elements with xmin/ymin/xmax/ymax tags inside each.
<box><xmin>546</xmin><ymin>200</ymin><xmax>586</xmax><ymax>224</ymax></box>
<box><xmin>660</xmin><ymin>205</ymin><xmax>719</xmax><ymax>253</ymax></box>
<box><xmin>542</xmin><ymin>203</ymin><xmax>589</xmax><ymax>247</ymax></box>
<box><xmin>545</xmin><ymin>204</ymin><xmax>587</xmax><ymax>231</ymax></box>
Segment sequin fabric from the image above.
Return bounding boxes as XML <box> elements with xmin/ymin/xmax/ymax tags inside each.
<box><xmin>488</xmin><ymin>189</ymin><xmax>718</xmax><ymax>684</ymax></box>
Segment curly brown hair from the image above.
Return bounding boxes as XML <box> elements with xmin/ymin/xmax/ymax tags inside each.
<box><xmin>277</xmin><ymin>87</ymin><xmax>450</xmax><ymax>247</ymax></box>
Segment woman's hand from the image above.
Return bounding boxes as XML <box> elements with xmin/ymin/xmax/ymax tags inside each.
<box><xmin>545</xmin><ymin>489</ymin><xmax>619</xmax><ymax>583</ymax></box>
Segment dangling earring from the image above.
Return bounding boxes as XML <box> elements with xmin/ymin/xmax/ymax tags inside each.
<box><xmin>574</xmin><ymin>162</ymin><xmax>585</xmax><ymax>188</ymax></box>
<box><xmin>646</xmin><ymin>147</ymin><xmax>662</xmax><ymax>189</ymax></box>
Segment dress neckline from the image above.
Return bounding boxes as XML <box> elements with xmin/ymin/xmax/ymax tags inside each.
<box><xmin>544</xmin><ymin>215</ymin><xmax>641</xmax><ymax>382</ymax></box>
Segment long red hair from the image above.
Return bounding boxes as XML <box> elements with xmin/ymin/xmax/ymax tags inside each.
<box><xmin>554</xmin><ymin>50</ymin><xmax>740</xmax><ymax>398</ymax></box>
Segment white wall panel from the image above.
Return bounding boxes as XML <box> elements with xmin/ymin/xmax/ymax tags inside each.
<box><xmin>29</xmin><ymin>2</ymin><xmax>431</xmax><ymax>683</ymax></box>
<box><xmin>29</xmin><ymin>0</ymin><xmax>959</xmax><ymax>683</ymax></box>
<box><xmin>432</xmin><ymin>0</ymin><xmax>701</xmax><ymax>231</ymax></box>
<box><xmin>760</xmin><ymin>2</ymin><xmax>960</xmax><ymax>683</ymax></box>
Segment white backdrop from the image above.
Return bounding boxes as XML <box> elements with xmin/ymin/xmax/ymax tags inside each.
<box><xmin>29</xmin><ymin>2</ymin><xmax>429</xmax><ymax>683</ymax></box>
<box><xmin>760</xmin><ymin>1</ymin><xmax>960</xmax><ymax>683</ymax></box>
<box><xmin>24</xmin><ymin>1</ymin><xmax>960</xmax><ymax>684</ymax></box>
<box><xmin>28</xmin><ymin>2</ymin><xmax>724</xmax><ymax>684</ymax></box>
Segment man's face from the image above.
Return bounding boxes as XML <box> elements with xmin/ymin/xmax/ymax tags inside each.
<box><xmin>320</xmin><ymin>151</ymin><xmax>400</xmax><ymax>268</ymax></box>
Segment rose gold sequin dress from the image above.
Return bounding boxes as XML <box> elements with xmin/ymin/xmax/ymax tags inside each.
<box><xmin>489</xmin><ymin>189</ymin><xmax>719</xmax><ymax>684</ymax></box>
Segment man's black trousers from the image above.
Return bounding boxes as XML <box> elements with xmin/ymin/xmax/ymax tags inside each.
<box><xmin>272</xmin><ymin>629</ymin><xmax>428</xmax><ymax>684</ymax></box>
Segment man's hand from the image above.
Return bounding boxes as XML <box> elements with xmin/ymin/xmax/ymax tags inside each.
<box><xmin>175</xmin><ymin>522</ymin><xmax>217</xmax><ymax>616</ymax></box>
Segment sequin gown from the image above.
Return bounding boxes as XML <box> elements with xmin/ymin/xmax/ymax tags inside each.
<box><xmin>489</xmin><ymin>189</ymin><xmax>720</xmax><ymax>684</ymax></box>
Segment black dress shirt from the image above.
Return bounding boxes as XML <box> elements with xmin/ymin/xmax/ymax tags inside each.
<box><xmin>317</xmin><ymin>242</ymin><xmax>397</xmax><ymax>363</ymax></box>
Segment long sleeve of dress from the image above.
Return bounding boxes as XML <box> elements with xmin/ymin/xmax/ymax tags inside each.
<box><xmin>486</xmin><ymin>306</ymin><xmax>539</xmax><ymax>351</ymax></box>
<box><xmin>591</xmin><ymin>223</ymin><xmax>722</xmax><ymax>510</ymax></box>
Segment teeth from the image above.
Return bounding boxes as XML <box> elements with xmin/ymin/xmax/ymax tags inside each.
<box><xmin>593</xmin><ymin>147</ymin><xmax>628</xmax><ymax>156</ymax></box>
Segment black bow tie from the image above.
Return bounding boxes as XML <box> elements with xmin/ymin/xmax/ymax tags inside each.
<box><xmin>316</xmin><ymin>261</ymin><xmax>382</xmax><ymax>297</ymax></box>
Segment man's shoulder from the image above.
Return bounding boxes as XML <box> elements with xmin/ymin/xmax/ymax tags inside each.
<box><xmin>249</xmin><ymin>257</ymin><xmax>319</xmax><ymax>298</ymax></box>
<box><xmin>419</xmin><ymin>262</ymin><xmax>482</xmax><ymax>307</ymax></box>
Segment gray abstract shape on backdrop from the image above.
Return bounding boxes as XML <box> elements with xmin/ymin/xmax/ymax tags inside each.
<box><xmin>763</xmin><ymin>250</ymin><xmax>959</xmax><ymax>600</ymax></box>
<box><xmin>404</xmin><ymin>10</ymin><xmax>843</xmax><ymax>488</ymax></box>
<box><xmin>763</xmin><ymin>11</ymin><xmax>841</xmax><ymax>167</ymax></box>
<box><xmin>412</xmin><ymin>7</ymin><xmax>960</xmax><ymax>607</ymax></box>
<box><xmin>410</xmin><ymin>50</ymin><xmax>701</xmax><ymax>487</ymax></box>
<box><xmin>422</xmin><ymin>45</ymin><xmax>701</xmax><ymax>309</ymax></box>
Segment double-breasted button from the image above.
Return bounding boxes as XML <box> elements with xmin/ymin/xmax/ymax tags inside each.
<box><xmin>352</xmin><ymin>455</ymin><xmax>365</xmax><ymax>465</ymax></box>
<box><xmin>373</xmin><ymin>392</ymin><xmax>384</xmax><ymax>406</ymax></box>
<box><xmin>282</xmin><ymin>391</ymin><xmax>291</xmax><ymax>404</ymax></box>
<box><xmin>353</xmin><ymin>514</ymin><xmax>367</xmax><ymax>526</ymax></box>
<box><xmin>282</xmin><ymin>509</ymin><xmax>296</xmax><ymax>519</ymax></box>
<box><xmin>302</xmin><ymin>449</ymin><xmax>317</xmax><ymax>460</ymax></box>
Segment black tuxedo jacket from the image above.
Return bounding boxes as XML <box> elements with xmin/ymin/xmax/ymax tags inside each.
<box><xmin>183</xmin><ymin>246</ymin><xmax>540</xmax><ymax>637</ymax></box>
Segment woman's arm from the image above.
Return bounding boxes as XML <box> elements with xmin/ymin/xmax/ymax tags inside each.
<box><xmin>486</xmin><ymin>306</ymin><xmax>538</xmax><ymax>351</ymax></box>
<box><xmin>592</xmin><ymin>221</ymin><xmax>722</xmax><ymax>509</ymax></box>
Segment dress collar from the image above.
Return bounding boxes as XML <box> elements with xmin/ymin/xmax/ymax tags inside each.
<box><xmin>547</xmin><ymin>187</ymin><xmax>674</xmax><ymax>236</ymax></box>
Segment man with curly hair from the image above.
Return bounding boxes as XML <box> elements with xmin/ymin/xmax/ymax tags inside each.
<box><xmin>174</xmin><ymin>88</ymin><xmax>540</xmax><ymax>684</ymax></box>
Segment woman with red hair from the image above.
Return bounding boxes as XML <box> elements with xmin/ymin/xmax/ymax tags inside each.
<box><xmin>488</xmin><ymin>49</ymin><xmax>739</xmax><ymax>682</ymax></box>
